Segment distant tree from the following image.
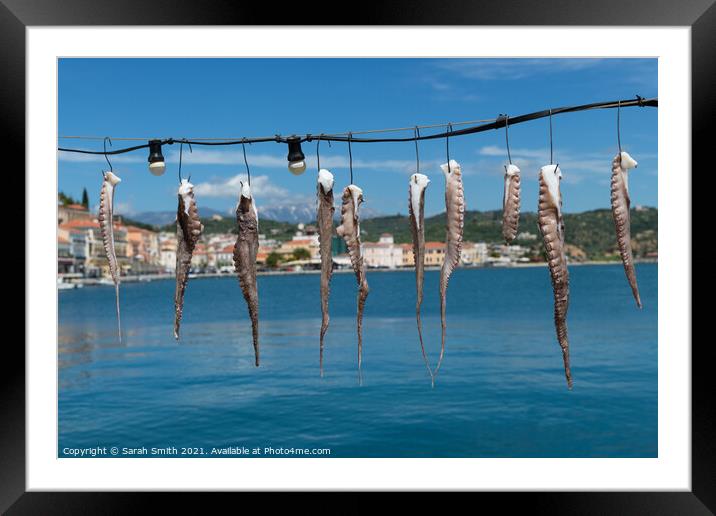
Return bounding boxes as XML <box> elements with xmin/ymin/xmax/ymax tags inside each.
<box><xmin>58</xmin><ymin>191</ymin><xmax>77</xmax><ymax>206</ymax></box>
<box><xmin>81</xmin><ymin>188</ymin><xmax>89</xmax><ymax>209</ymax></box>
<box><xmin>265</xmin><ymin>252</ymin><xmax>282</xmax><ymax>268</ymax></box>
<box><xmin>292</xmin><ymin>247</ymin><xmax>311</xmax><ymax>261</ymax></box>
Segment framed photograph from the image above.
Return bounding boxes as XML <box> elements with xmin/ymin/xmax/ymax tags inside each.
<box><xmin>6</xmin><ymin>0</ymin><xmax>711</xmax><ymax>510</ymax></box>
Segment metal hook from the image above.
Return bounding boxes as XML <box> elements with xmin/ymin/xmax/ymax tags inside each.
<box><xmin>446</xmin><ymin>123</ymin><xmax>453</xmax><ymax>173</ymax></box>
<box><xmin>504</xmin><ymin>114</ymin><xmax>513</xmax><ymax>165</ymax></box>
<box><xmin>549</xmin><ymin>108</ymin><xmax>554</xmax><ymax>164</ymax></box>
<box><xmin>316</xmin><ymin>134</ymin><xmax>322</xmax><ymax>172</ymax></box>
<box><xmin>414</xmin><ymin>126</ymin><xmax>420</xmax><ymax>173</ymax></box>
<box><xmin>241</xmin><ymin>138</ymin><xmax>251</xmax><ymax>187</ymax></box>
<box><xmin>348</xmin><ymin>132</ymin><xmax>353</xmax><ymax>185</ymax></box>
<box><xmin>617</xmin><ymin>100</ymin><xmax>623</xmax><ymax>156</ymax></box>
<box><xmin>178</xmin><ymin>139</ymin><xmax>193</xmax><ymax>183</ymax></box>
<box><xmin>103</xmin><ymin>137</ymin><xmax>113</xmax><ymax>173</ymax></box>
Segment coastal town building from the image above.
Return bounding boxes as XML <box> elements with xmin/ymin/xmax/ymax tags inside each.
<box><xmin>57</xmin><ymin>193</ymin><xmax>550</xmax><ymax>279</ymax></box>
<box><xmin>158</xmin><ymin>233</ymin><xmax>177</xmax><ymax>272</ymax></box>
<box><xmin>126</xmin><ymin>226</ymin><xmax>160</xmax><ymax>265</ymax></box>
<box><xmin>277</xmin><ymin>226</ymin><xmax>321</xmax><ymax>260</ymax></box>
<box><xmin>400</xmin><ymin>243</ymin><xmax>414</xmax><ymax>267</ymax></box>
<box><xmin>58</xmin><ymin>217</ymin><xmax>130</xmax><ymax>277</ymax></box>
<box><xmin>363</xmin><ymin>234</ymin><xmax>403</xmax><ymax>269</ymax></box>
<box><xmin>58</xmin><ymin>203</ymin><xmax>90</xmax><ymax>225</ymax></box>
<box><xmin>58</xmin><ymin>235</ymin><xmax>74</xmax><ymax>273</ymax></box>
<box><xmin>424</xmin><ymin>242</ymin><xmax>446</xmax><ymax>266</ymax></box>
<box><xmin>461</xmin><ymin>242</ymin><xmax>488</xmax><ymax>265</ymax></box>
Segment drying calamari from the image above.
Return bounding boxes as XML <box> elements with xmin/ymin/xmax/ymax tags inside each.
<box><xmin>174</xmin><ymin>179</ymin><xmax>202</xmax><ymax>339</ymax></box>
<box><xmin>336</xmin><ymin>184</ymin><xmax>369</xmax><ymax>377</ymax></box>
<box><xmin>233</xmin><ymin>182</ymin><xmax>260</xmax><ymax>366</ymax></box>
<box><xmin>537</xmin><ymin>164</ymin><xmax>572</xmax><ymax>389</ymax></box>
<box><xmin>98</xmin><ymin>170</ymin><xmax>122</xmax><ymax>342</ymax></box>
<box><xmin>502</xmin><ymin>164</ymin><xmax>521</xmax><ymax>244</ymax></box>
<box><xmin>408</xmin><ymin>173</ymin><xmax>433</xmax><ymax>381</ymax></box>
<box><xmin>434</xmin><ymin>160</ymin><xmax>464</xmax><ymax>378</ymax></box>
<box><xmin>317</xmin><ymin>169</ymin><xmax>335</xmax><ymax>375</ymax></box>
<box><xmin>611</xmin><ymin>152</ymin><xmax>642</xmax><ymax>308</ymax></box>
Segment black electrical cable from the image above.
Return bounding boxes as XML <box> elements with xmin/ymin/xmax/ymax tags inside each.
<box><xmin>57</xmin><ymin>96</ymin><xmax>657</xmax><ymax>156</ymax></box>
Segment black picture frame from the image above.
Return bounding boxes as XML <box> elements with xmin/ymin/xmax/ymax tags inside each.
<box><xmin>4</xmin><ymin>0</ymin><xmax>711</xmax><ymax>511</ymax></box>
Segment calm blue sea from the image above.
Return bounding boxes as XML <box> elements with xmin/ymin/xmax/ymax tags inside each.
<box><xmin>58</xmin><ymin>263</ymin><xmax>657</xmax><ymax>458</ymax></box>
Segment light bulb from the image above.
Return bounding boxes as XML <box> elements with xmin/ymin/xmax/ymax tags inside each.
<box><xmin>286</xmin><ymin>136</ymin><xmax>306</xmax><ymax>175</ymax></box>
<box><xmin>149</xmin><ymin>161</ymin><xmax>166</xmax><ymax>176</ymax></box>
<box><xmin>288</xmin><ymin>160</ymin><xmax>307</xmax><ymax>175</ymax></box>
<box><xmin>147</xmin><ymin>139</ymin><xmax>165</xmax><ymax>176</ymax></box>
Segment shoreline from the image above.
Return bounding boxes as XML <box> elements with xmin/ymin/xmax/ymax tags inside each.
<box><xmin>62</xmin><ymin>259</ymin><xmax>657</xmax><ymax>287</ymax></box>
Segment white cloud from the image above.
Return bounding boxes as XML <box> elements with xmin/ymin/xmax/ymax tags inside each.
<box><xmin>479</xmin><ymin>145</ymin><xmax>547</xmax><ymax>160</ymax></box>
<box><xmin>476</xmin><ymin>144</ymin><xmax>628</xmax><ymax>183</ymax></box>
<box><xmin>193</xmin><ymin>174</ymin><xmax>303</xmax><ymax>206</ymax></box>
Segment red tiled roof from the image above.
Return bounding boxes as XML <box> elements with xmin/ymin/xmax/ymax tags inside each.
<box><xmin>65</xmin><ymin>203</ymin><xmax>88</xmax><ymax>211</ymax></box>
<box><xmin>60</xmin><ymin>218</ymin><xmax>99</xmax><ymax>229</ymax></box>
<box><xmin>60</xmin><ymin>217</ymin><xmax>127</xmax><ymax>232</ymax></box>
<box><xmin>425</xmin><ymin>242</ymin><xmax>446</xmax><ymax>249</ymax></box>
<box><xmin>126</xmin><ymin>225</ymin><xmax>156</xmax><ymax>234</ymax></box>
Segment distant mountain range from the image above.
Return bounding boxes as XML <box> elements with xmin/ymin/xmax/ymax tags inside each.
<box><xmin>128</xmin><ymin>207</ymin><xmax>227</xmax><ymax>226</ymax></box>
<box><xmin>129</xmin><ymin>201</ymin><xmax>382</xmax><ymax>226</ymax></box>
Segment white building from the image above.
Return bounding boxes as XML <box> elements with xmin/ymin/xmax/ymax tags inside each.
<box><xmin>461</xmin><ymin>242</ymin><xmax>488</xmax><ymax>265</ymax></box>
<box><xmin>362</xmin><ymin>233</ymin><xmax>403</xmax><ymax>269</ymax></box>
<box><xmin>158</xmin><ymin>232</ymin><xmax>177</xmax><ymax>272</ymax></box>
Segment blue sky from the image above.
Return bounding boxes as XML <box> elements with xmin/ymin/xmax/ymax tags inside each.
<box><xmin>58</xmin><ymin>58</ymin><xmax>657</xmax><ymax>218</ymax></box>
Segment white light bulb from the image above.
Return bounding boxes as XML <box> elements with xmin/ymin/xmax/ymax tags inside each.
<box><xmin>149</xmin><ymin>161</ymin><xmax>166</xmax><ymax>176</ymax></box>
<box><xmin>288</xmin><ymin>160</ymin><xmax>307</xmax><ymax>175</ymax></box>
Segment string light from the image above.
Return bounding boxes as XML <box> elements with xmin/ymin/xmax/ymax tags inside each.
<box><xmin>57</xmin><ymin>97</ymin><xmax>658</xmax><ymax>167</ymax></box>
<box><xmin>147</xmin><ymin>139</ymin><xmax>166</xmax><ymax>176</ymax></box>
<box><xmin>285</xmin><ymin>136</ymin><xmax>306</xmax><ymax>175</ymax></box>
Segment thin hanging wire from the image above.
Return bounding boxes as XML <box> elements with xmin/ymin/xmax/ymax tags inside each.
<box><xmin>103</xmin><ymin>137</ymin><xmax>112</xmax><ymax>173</ymax></box>
<box><xmin>504</xmin><ymin>115</ymin><xmax>513</xmax><ymax>165</ymax></box>
<box><xmin>348</xmin><ymin>132</ymin><xmax>354</xmax><ymax>184</ymax></box>
<box><xmin>617</xmin><ymin>100</ymin><xmax>623</xmax><ymax>155</ymax></box>
<box><xmin>549</xmin><ymin>108</ymin><xmax>554</xmax><ymax>164</ymax></box>
<box><xmin>241</xmin><ymin>138</ymin><xmax>251</xmax><ymax>187</ymax></box>
<box><xmin>414</xmin><ymin>126</ymin><xmax>420</xmax><ymax>173</ymax></box>
<box><xmin>316</xmin><ymin>133</ymin><xmax>331</xmax><ymax>171</ymax></box>
<box><xmin>177</xmin><ymin>139</ymin><xmax>193</xmax><ymax>183</ymax></box>
<box><xmin>316</xmin><ymin>134</ymin><xmax>321</xmax><ymax>172</ymax></box>
<box><xmin>446</xmin><ymin>123</ymin><xmax>453</xmax><ymax>173</ymax></box>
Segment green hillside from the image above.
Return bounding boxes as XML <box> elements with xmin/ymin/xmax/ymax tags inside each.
<box><xmin>359</xmin><ymin>208</ymin><xmax>658</xmax><ymax>261</ymax></box>
<box><xmin>168</xmin><ymin>207</ymin><xmax>657</xmax><ymax>262</ymax></box>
